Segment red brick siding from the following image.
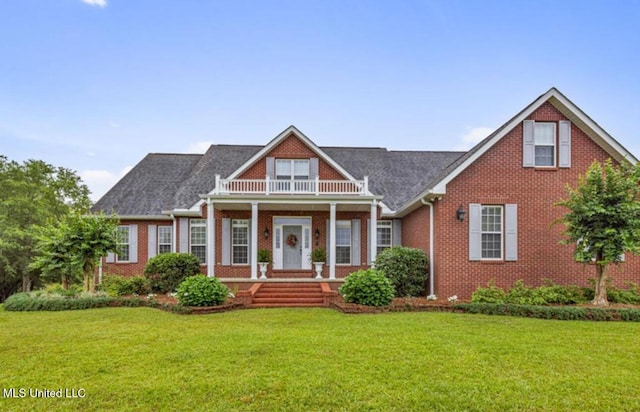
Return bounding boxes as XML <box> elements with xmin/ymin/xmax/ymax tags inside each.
<box><xmin>101</xmin><ymin>219</ymin><xmax>178</xmax><ymax>278</ymax></box>
<box><xmin>214</xmin><ymin>209</ymin><xmax>370</xmax><ymax>279</ymax></box>
<box><xmin>423</xmin><ymin>102</ymin><xmax>640</xmax><ymax>299</ymax></box>
<box><xmin>239</xmin><ymin>133</ymin><xmax>346</xmax><ymax>180</ymax></box>
<box><xmin>102</xmin><ymin>209</ymin><xmax>372</xmax><ymax>280</ymax></box>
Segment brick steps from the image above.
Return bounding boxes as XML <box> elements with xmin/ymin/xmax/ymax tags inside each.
<box><xmin>251</xmin><ymin>282</ymin><xmax>325</xmax><ymax>308</ymax></box>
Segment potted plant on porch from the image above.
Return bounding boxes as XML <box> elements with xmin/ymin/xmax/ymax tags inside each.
<box><xmin>311</xmin><ymin>247</ymin><xmax>326</xmax><ymax>279</ymax></box>
<box><xmin>257</xmin><ymin>249</ymin><xmax>271</xmax><ymax>279</ymax></box>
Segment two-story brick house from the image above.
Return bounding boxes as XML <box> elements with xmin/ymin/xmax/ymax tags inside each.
<box><xmin>93</xmin><ymin>88</ymin><xmax>639</xmax><ymax>302</ymax></box>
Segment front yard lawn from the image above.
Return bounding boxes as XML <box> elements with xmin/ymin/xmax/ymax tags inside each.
<box><xmin>1</xmin><ymin>306</ymin><xmax>639</xmax><ymax>411</ymax></box>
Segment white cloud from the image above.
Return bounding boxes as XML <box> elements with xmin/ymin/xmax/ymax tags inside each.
<box><xmin>81</xmin><ymin>166</ymin><xmax>132</xmax><ymax>202</ymax></box>
<box><xmin>81</xmin><ymin>0</ymin><xmax>108</xmax><ymax>7</ymax></box>
<box><xmin>453</xmin><ymin>127</ymin><xmax>494</xmax><ymax>151</ymax></box>
<box><xmin>186</xmin><ymin>141</ymin><xmax>213</xmax><ymax>153</ymax></box>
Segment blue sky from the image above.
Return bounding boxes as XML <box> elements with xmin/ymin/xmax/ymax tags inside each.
<box><xmin>2</xmin><ymin>0</ymin><xmax>639</xmax><ymax>201</ymax></box>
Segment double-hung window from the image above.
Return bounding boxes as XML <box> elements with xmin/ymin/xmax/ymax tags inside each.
<box><xmin>190</xmin><ymin>219</ymin><xmax>206</xmax><ymax>264</ymax></box>
<box><xmin>158</xmin><ymin>226</ymin><xmax>172</xmax><ymax>254</ymax></box>
<box><xmin>481</xmin><ymin>206</ymin><xmax>503</xmax><ymax>259</ymax></box>
<box><xmin>275</xmin><ymin>159</ymin><xmax>310</xmax><ymax>192</ymax></box>
<box><xmin>534</xmin><ymin>122</ymin><xmax>556</xmax><ymax>167</ymax></box>
<box><xmin>336</xmin><ymin>220</ymin><xmax>352</xmax><ymax>265</ymax></box>
<box><xmin>116</xmin><ymin>226</ymin><xmax>130</xmax><ymax>262</ymax></box>
<box><xmin>232</xmin><ymin>219</ymin><xmax>249</xmax><ymax>265</ymax></box>
<box><xmin>376</xmin><ymin>221</ymin><xmax>392</xmax><ymax>255</ymax></box>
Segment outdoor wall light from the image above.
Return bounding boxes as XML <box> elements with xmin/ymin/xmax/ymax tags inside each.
<box><xmin>456</xmin><ymin>205</ymin><xmax>466</xmax><ymax>222</ymax></box>
<box><xmin>314</xmin><ymin>228</ymin><xmax>320</xmax><ymax>240</ymax></box>
<box><xmin>264</xmin><ymin>228</ymin><xmax>269</xmax><ymax>239</ymax></box>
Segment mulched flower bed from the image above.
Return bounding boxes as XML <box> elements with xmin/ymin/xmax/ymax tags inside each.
<box><xmin>122</xmin><ymin>294</ymin><xmax>243</xmax><ymax>315</ymax></box>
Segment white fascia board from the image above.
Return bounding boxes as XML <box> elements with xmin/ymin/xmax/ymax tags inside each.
<box><xmin>161</xmin><ymin>208</ymin><xmax>202</xmax><ymax>217</ymax></box>
<box><xmin>548</xmin><ymin>93</ymin><xmax>639</xmax><ymax>164</ymax></box>
<box><xmin>117</xmin><ymin>215</ymin><xmax>173</xmax><ymax>220</ymax></box>
<box><xmin>431</xmin><ymin>90</ymin><xmax>555</xmax><ymax>194</ymax></box>
<box><xmin>394</xmin><ymin>191</ymin><xmax>443</xmax><ymax>217</ymax></box>
<box><xmin>224</xmin><ymin>125</ymin><xmax>359</xmax><ymax>182</ymax></box>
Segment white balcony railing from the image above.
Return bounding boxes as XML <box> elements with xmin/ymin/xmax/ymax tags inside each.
<box><xmin>213</xmin><ymin>175</ymin><xmax>368</xmax><ymax>196</ymax></box>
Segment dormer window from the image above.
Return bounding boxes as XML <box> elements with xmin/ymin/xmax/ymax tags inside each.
<box><xmin>276</xmin><ymin>159</ymin><xmax>309</xmax><ymax>180</ymax></box>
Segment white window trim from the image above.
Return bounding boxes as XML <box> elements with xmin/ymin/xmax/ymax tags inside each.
<box><xmin>534</xmin><ymin>122</ymin><xmax>557</xmax><ymax>168</ymax></box>
<box><xmin>276</xmin><ymin>159</ymin><xmax>310</xmax><ymax>180</ymax></box>
<box><xmin>376</xmin><ymin>220</ymin><xmax>392</xmax><ymax>253</ymax></box>
<box><xmin>116</xmin><ymin>226</ymin><xmax>130</xmax><ymax>262</ymax></box>
<box><xmin>336</xmin><ymin>220</ymin><xmax>352</xmax><ymax>265</ymax></box>
<box><xmin>158</xmin><ymin>226</ymin><xmax>172</xmax><ymax>255</ymax></box>
<box><xmin>232</xmin><ymin>219</ymin><xmax>250</xmax><ymax>265</ymax></box>
<box><xmin>190</xmin><ymin>219</ymin><xmax>207</xmax><ymax>264</ymax></box>
<box><xmin>481</xmin><ymin>206</ymin><xmax>503</xmax><ymax>260</ymax></box>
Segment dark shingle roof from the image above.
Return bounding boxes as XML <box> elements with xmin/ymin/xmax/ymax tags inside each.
<box><xmin>324</xmin><ymin>148</ymin><xmax>463</xmax><ymax>210</ymax></box>
<box><xmin>92</xmin><ymin>153</ymin><xmax>202</xmax><ymax>216</ymax></box>
<box><xmin>92</xmin><ymin>144</ymin><xmax>464</xmax><ymax>215</ymax></box>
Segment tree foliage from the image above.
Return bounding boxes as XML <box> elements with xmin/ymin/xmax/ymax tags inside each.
<box><xmin>556</xmin><ymin>159</ymin><xmax>640</xmax><ymax>306</ymax></box>
<box><xmin>0</xmin><ymin>156</ymin><xmax>91</xmax><ymax>300</ymax></box>
<box><xmin>31</xmin><ymin>212</ymin><xmax>119</xmax><ymax>292</ymax></box>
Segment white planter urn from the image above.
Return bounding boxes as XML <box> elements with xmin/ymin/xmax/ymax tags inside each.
<box><xmin>313</xmin><ymin>262</ymin><xmax>324</xmax><ymax>279</ymax></box>
<box><xmin>258</xmin><ymin>262</ymin><xmax>268</xmax><ymax>279</ymax></box>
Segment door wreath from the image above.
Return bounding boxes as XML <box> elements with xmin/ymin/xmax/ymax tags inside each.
<box><xmin>286</xmin><ymin>233</ymin><xmax>298</xmax><ymax>248</ymax></box>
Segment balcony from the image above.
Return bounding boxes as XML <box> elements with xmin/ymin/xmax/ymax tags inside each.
<box><xmin>213</xmin><ymin>175</ymin><xmax>369</xmax><ymax>196</ymax></box>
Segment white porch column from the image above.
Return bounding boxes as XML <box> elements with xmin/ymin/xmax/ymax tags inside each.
<box><xmin>370</xmin><ymin>200</ymin><xmax>378</xmax><ymax>265</ymax></box>
<box><xmin>206</xmin><ymin>198</ymin><xmax>215</xmax><ymax>277</ymax></box>
<box><xmin>251</xmin><ymin>201</ymin><xmax>258</xmax><ymax>280</ymax></box>
<box><xmin>329</xmin><ymin>202</ymin><xmax>336</xmax><ymax>279</ymax></box>
<box><xmin>171</xmin><ymin>214</ymin><xmax>177</xmax><ymax>253</ymax></box>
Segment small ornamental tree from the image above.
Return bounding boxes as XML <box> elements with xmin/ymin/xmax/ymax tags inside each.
<box><xmin>31</xmin><ymin>212</ymin><xmax>119</xmax><ymax>292</ymax></box>
<box><xmin>556</xmin><ymin>159</ymin><xmax>640</xmax><ymax>306</ymax></box>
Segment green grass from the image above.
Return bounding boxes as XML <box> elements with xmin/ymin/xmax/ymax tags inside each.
<box><xmin>1</xmin><ymin>306</ymin><xmax>640</xmax><ymax>411</ymax></box>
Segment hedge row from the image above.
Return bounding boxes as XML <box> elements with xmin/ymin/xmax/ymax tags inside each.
<box><xmin>3</xmin><ymin>292</ymin><xmax>192</xmax><ymax>314</ymax></box>
<box><xmin>454</xmin><ymin>303</ymin><xmax>640</xmax><ymax>322</ymax></box>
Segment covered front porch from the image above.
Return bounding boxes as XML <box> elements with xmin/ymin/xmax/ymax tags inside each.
<box><xmin>202</xmin><ymin>177</ymin><xmax>382</xmax><ymax>281</ymax></box>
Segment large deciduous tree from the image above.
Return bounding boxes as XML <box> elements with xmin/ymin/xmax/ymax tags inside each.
<box><xmin>556</xmin><ymin>159</ymin><xmax>640</xmax><ymax>306</ymax></box>
<box><xmin>0</xmin><ymin>156</ymin><xmax>91</xmax><ymax>300</ymax></box>
<box><xmin>31</xmin><ymin>212</ymin><xmax>119</xmax><ymax>292</ymax></box>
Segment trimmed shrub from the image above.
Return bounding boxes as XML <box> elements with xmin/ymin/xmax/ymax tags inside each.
<box><xmin>472</xmin><ymin>280</ymin><xmax>588</xmax><ymax>305</ymax></box>
<box><xmin>176</xmin><ymin>275</ymin><xmax>229</xmax><ymax>307</ymax></box>
<box><xmin>4</xmin><ymin>291</ymin><xmax>114</xmax><ymax>311</ymax></box>
<box><xmin>100</xmin><ymin>275</ymin><xmax>150</xmax><ymax>297</ymax></box>
<box><xmin>505</xmin><ymin>280</ymin><xmax>547</xmax><ymax>305</ymax></box>
<box><xmin>535</xmin><ymin>280</ymin><xmax>587</xmax><ymax>305</ymax></box>
<box><xmin>339</xmin><ymin>269</ymin><xmax>395</xmax><ymax>307</ymax></box>
<box><xmin>454</xmin><ymin>303</ymin><xmax>640</xmax><ymax>322</ymax></box>
<box><xmin>374</xmin><ymin>247</ymin><xmax>428</xmax><ymax>297</ymax></box>
<box><xmin>144</xmin><ymin>253</ymin><xmax>202</xmax><ymax>293</ymax></box>
<box><xmin>471</xmin><ymin>280</ymin><xmax>506</xmax><ymax>304</ymax></box>
<box><xmin>607</xmin><ymin>282</ymin><xmax>640</xmax><ymax>304</ymax></box>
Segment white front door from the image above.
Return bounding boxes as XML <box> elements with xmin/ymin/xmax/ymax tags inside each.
<box><xmin>282</xmin><ymin>225</ymin><xmax>302</xmax><ymax>269</ymax></box>
<box><xmin>273</xmin><ymin>217</ymin><xmax>312</xmax><ymax>270</ymax></box>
